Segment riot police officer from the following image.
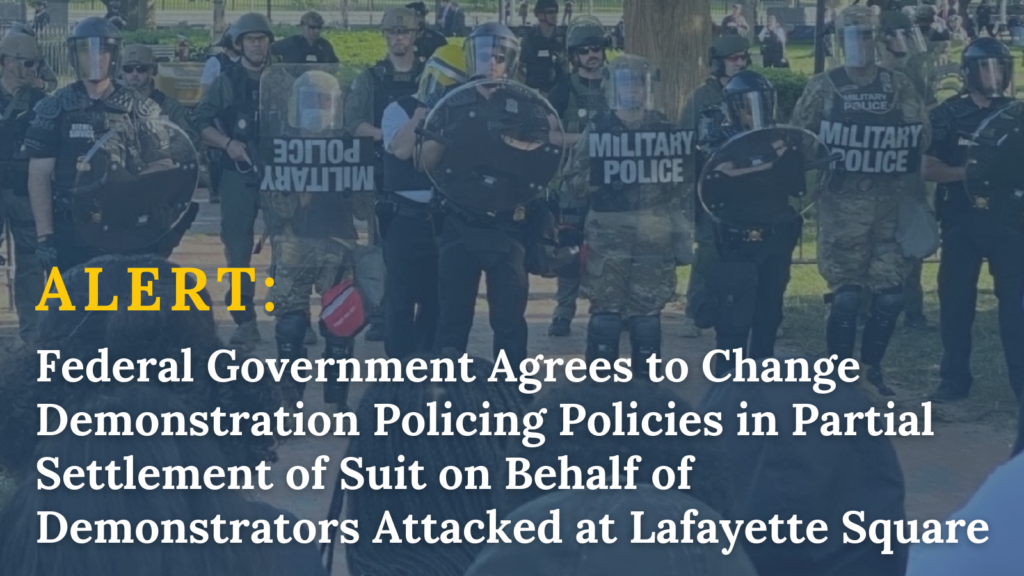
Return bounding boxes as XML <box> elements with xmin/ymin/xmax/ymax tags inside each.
<box><xmin>25</xmin><ymin>17</ymin><xmax>181</xmax><ymax>272</ymax></box>
<box><xmin>790</xmin><ymin>5</ymin><xmax>930</xmax><ymax>397</ymax></box>
<box><xmin>406</xmin><ymin>1</ymin><xmax>448</xmax><ymax>64</ymax></box>
<box><xmin>545</xmin><ymin>15</ymin><xmax>608</xmax><ymax>337</ymax></box>
<box><xmin>419</xmin><ymin>22</ymin><xmax>563</xmax><ymax>369</ymax></box>
<box><xmin>193</xmin><ymin>12</ymin><xmax>275</xmax><ymax>349</ymax></box>
<box><xmin>379</xmin><ymin>44</ymin><xmax>466</xmax><ymax>359</ymax></box>
<box><xmin>345</xmin><ymin>6</ymin><xmax>426</xmax><ymax>342</ymax></box>
<box><xmin>518</xmin><ymin>0</ymin><xmax>566</xmax><ymax>94</ymax></box>
<box><xmin>120</xmin><ymin>44</ymin><xmax>195</xmax><ymax>143</ymax></box>
<box><xmin>270</xmin><ymin>11</ymin><xmax>339</xmax><ymax>64</ymax></box>
<box><xmin>923</xmin><ymin>38</ymin><xmax>1024</xmax><ymax>403</ymax></box>
<box><xmin>678</xmin><ymin>34</ymin><xmax>751</xmax><ymax>339</ymax></box>
<box><xmin>565</xmin><ymin>54</ymin><xmax>686</xmax><ymax>375</ymax></box>
<box><xmin>0</xmin><ymin>32</ymin><xmax>46</xmax><ymax>347</ymax></box>
<box><xmin>261</xmin><ymin>68</ymin><xmax>361</xmax><ymax>409</ymax></box>
<box><xmin>698</xmin><ymin>71</ymin><xmax>819</xmax><ymax>376</ymax></box>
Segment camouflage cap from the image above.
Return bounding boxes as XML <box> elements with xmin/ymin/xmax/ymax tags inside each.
<box><xmin>880</xmin><ymin>10</ymin><xmax>913</xmax><ymax>31</ymax></box>
<box><xmin>837</xmin><ymin>5</ymin><xmax>878</xmax><ymax>29</ymax></box>
<box><xmin>0</xmin><ymin>32</ymin><xmax>41</xmax><ymax>60</ymax></box>
<box><xmin>122</xmin><ymin>44</ymin><xmax>155</xmax><ymax>65</ymax></box>
<box><xmin>381</xmin><ymin>6</ymin><xmax>418</xmax><ymax>30</ymax></box>
<box><xmin>300</xmin><ymin>11</ymin><xmax>324</xmax><ymax>27</ymax></box>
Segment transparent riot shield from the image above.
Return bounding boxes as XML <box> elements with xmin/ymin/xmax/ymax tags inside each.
<box><xmin>698</xmin><ymin>126</ymin><xmax>835</xmax><ymax>230</ymax></box>
<box><xmin>418</xmin><ymin>78</ymin><xmax>566</xmax><ymax>214</ymax></box>
<box><xmin>71</xmin><ymin>117</ymin><xmax>198</xmax><ymax>254</ymax></box>
<box><xmin>964</xmin><ymin>99</ymin><xmax>1024</xmax><ymax>213</ymax></box>
<box><xmin>257</xmin><ymin>63</ymin><xmax>383</xmax><ymax>326</ymax></box>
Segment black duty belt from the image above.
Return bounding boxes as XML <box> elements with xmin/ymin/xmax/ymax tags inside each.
<box><xmin>389</xmin><ymin>194</ymin><xmax>435</xmax><ymax>219</ymax></box>
<box><xmin>717</xmin><ymin>221</ymin><xmax>794</xmax><ymax>244</ymax></box>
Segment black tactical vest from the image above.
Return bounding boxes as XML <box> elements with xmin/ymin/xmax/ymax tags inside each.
<box><xmin>222</xmin><ymin>65</ymin><xmax>261</xmax><ymax>147</ymax></box>
<box><xmin>371</xmin><ymin>59</ymin><xmax>422</xmax><ymax>127</ymax></box>
<box><xmin>563</xmin><ymin>75</ymin><xmax>606</xmax><ymax>134</ymax></box>
<box><xmin>589</xmin><ymin>110</ymin><xmax>677</xmax><ymax>213</ymax></box>
<box><xmin>821</xmin><ymin>67</ymin><xmax>923</xmax><ymax>177</ymax></box>
<box><xmin>383</xmin><ymin>96</ymin><xmax>433</xmax><ymax>194</ymax></box>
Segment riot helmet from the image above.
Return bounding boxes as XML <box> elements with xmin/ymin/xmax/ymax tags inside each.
<box><xmin>417</xmin><ymin>43</ymin><xmax>467</xmax><ymax>108</ymax></box>
<box><xmin>835</xmin><ymin>5</ymin><xmax>879</xmax><ymax>69</ymax></box>
<box><xmin>465</xmin><ymin>22</ymin><xmax>520</xmax><ymax>80</ymax></box>
<box><xmin>880</xmin><ymin>10</ymin><xmax>925</xmax><ymax>59</ymax></box>
<box><xmin>708</xmin><ymin>34</ymin><xmax>750</xmax><ymax>78</ymax></box>
<box><xmin>722</xmin><ymin>70</ymin><xmax>776</xmax><ymax>131</ymax></box>
<box><xmin>288</xmin><ymin>70</ymin><xmax>343</xmax><ymax>132</ymax></box>
<box><xmin>381</xmin><ymin>7</ymin><xmax>418</xmax><ymax>57</ymax></box>
<box><xmin>67</xmin><ymin>17</ymin><xmax>122</xmax><ymax>82</ymax></box>
<box><xmin>233</xmin><ymin>12</ymin><xmax>274</xmax><ymax>67</ymax></box>
<box><xmin>605</xmin><ymin>53</ymin><xmax>654</xmax><ymax>111</ymax></box>
<box><xmin>566</xmin><ymin>15</ymin><xmax>607</xmax><ymax>70</ymax></box>
<box><xmin>961</xmin><ymin>37</ymin><xmax>1014</xmax><ymax>98</ymax></box>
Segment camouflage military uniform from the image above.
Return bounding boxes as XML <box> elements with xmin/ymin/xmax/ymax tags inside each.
<box><xmin>791</xmin><ymin>69</ymin><xmax>930</xmax><ymax>292</ymax></box>
<box><xmin>566</xmin><ymin>110</ymin><xmax>683</xmax><ymax>369</ymax></box>
<box><xmin>790</xmin><ymin>50</ymin><xmax>930</xmax><ymax>392</ymax></box>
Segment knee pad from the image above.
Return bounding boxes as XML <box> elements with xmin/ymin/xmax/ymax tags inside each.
<box><xmin>276</xmin><ymin>312</ymin><xmax>307</xmax><ymax>344</ymax></box>
<box><xmin>323</xmin><ymin>335</ymin><xmax>355</xmax><ymax>360</ymax></box>
<box><xmin>872</xmin><ymin>286</ymin><xmax>905</xmax><ymax>318</ymax></box>
<box><xmin>829</xmin><ymin>285</ymin><xmax>863</xmax><ymax>317</ymax></box>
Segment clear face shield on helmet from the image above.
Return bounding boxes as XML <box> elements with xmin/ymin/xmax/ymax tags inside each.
<box><xmin>966</xmin><ymin>56</ymin><xmax>1015</xmax><ymax>98</ymax></box>
<box><xmin>70</xmin><ymin>37</ymin><xmax>119</xmax><ymax>81</ymax></box>
<box><xmin>465</xmin><ymin>35</ymin><xmax>520</xmax><ymax>80</ymax></box>
<box><xmin>607</xmin><ymin>67</ymin><xmax>652</xmax><ymax>111</ymax></box>
<box><xmin>289</xmin><ymin>73</ymin><xmax>343</xmax><ymax>132</ymax></box>
<box><xmin>417</xmin><ymin>58</ymin><xmax>466</xmax><ymax>108</ymax></box>
<box><xmin>838</xmin><ymin>25</ymin><xmax>879</xmax><ymax>68</ymax></box>
<box><xmin>725</xmin><ymin>90</ymin><xmax>776</xmax><ymax>131</ymax></box>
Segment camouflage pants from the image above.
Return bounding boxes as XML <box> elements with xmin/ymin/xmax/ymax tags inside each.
<box><xmin>582</xmin><ymin>210</ymin><xmax>677</xmax><ymax>317</ymax></box>
<box><xmin>266</xmin><ymin>231</ymin><xmax>355</xmax><ymax>317</ymax></box>
<box><xmin>817</xmin><ymin>191</ymin><xmax>909</xmax><ymax>292</ymax></box>
<box><xmin>0</xmin><ymin>188</ymin><xmax>41</xmax><ymax>345</ymax></box>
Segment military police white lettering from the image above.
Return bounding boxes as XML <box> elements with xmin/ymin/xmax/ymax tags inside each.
<box><xmin>818</xmin><ymin>121</ymin><xmax>923</xmax><ymax>175</ymax></box>
<box><xmin>261</xmin><ymin>137</ymin><xmax>376</xmax><ymax>193</ymax></box>
<box><xmin>589</xmin><ymin>129</ymin><xmax>694</xmax><ymax>185</ymax></box>
<box><xmin>840</xmin><ymin>92</ymin><xmax>894</xmax><ymax>113</ymax></box>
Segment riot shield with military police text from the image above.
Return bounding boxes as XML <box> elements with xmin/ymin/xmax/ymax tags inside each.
<box><xmin>70</xmin><ymin>117</ymin><xmax>198</xmax><ymax>254</ymax></box>
<box><xmin>419</xmin><ymin>78</ymin><xmax>566</xmax><ymax>214</ymax></box>
<box><xmin>259</xmin><ymin>63</ymin><xmax>376</xmax><ymax>196</ymax></box>
<box><xmin>964</xmin><ymin>99</ymin><xmax>1024</xmax><ymax>215</ymax></box>
<box><xmin>257</xmin><ymin>63</ymin><xmax>384</xmax><ymax>319</ymax></box>
<box><xmin>699</xmin><ymin>126</ymin><xmax>835</xmax><ymax>230</ymax></box>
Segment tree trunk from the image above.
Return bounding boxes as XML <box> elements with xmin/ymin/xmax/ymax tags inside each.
<box><xmin>623</xmin><ymin>0</ymin><xmax>711</xmax><ymax>122</ymax></box>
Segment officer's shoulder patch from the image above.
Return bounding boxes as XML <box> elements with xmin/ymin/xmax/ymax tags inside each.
<box><xmin>32</xmin><ymin>93</ymin><xmax>62</xmax><ymax>119</ymax></box>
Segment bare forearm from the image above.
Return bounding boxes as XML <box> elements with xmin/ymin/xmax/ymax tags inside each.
<box><xmin>354</xmin><ymin>122</ymin><xmax>383</xmax><ymax>141</ymax></box>
<box><xmin>392</xmin><ymin>110</ymin><xmax>426</xmax><ymax>160</ymax></box>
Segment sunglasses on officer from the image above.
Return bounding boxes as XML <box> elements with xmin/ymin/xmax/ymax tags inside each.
<box><xmin>122</xmin><ymin>64</ymin><xmax>151</xmax><ymax>74</ymax></box>
<box><xmin>12</xmin><ymin>57</ymin><xmax>37</xmax><ymax>68</ymax></box>
<box><xmin>305</xmin><ymin>24</ymin><xmax>322</xmax><ymax>30</ymax></box>
<box><xmin>575</xmin><ymin>45</ymin><xmax>603</xmax><ymax>56</ymax></box>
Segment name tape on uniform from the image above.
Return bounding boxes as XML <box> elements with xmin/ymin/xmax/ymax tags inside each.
<box><xmin>818</xmin><ymin>121</ymin><xmax>924</xmax><ymax>175</ymax></box>
<box><xmin>260</xmin><ymin>137</ymin><xmax>376</xmax><ymax>193</ymax></box>
<box><xmin>588</xmin><ymin>129</ymin><xmax>695</xmax><ymax>186</ymax></box>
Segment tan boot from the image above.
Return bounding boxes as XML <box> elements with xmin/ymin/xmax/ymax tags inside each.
<box><xmin>680</xmin><ymin>317</ymin><xmax>702</xmax><ymax>338</ymax></box>
<box><xmin>229</xmin><ymin>320</ymin><xmax>262</xmax><ymax>349</ymax></box>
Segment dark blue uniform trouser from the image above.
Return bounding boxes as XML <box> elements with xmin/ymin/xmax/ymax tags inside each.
<box><xmin>433</xmin><ymin>217</ymin><xmax>528</xmax><ymax>368</ymax></box>
<box><xmin>383</xmin><ymin>209</ymin><xmax>440</xmax><ymax>359</ymax></box>
<box><xmin>938</xmin><ymin>224</ymin><xmax>1024</xmax><ymax>400</ymax></box>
